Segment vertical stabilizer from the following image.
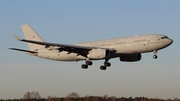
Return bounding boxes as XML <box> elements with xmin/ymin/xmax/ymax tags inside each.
<box><xmin>21</xmin><ymin>24</ymin><xmax>45</xmax><ymax>51</ymax></box>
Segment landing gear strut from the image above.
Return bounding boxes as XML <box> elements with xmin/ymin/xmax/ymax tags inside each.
<box><xmin>153</xmin><ymin>50</ymin><xmax>158</xmax><ymax>59</ymax></box>
<box><xmin>100</xmin><ymin>59</ymin><xmax>111</xmax><ymax>70</ymax></box>
<box><xmin>81</xmin><ymin>60</ymin><xmax>93</xmax><ymax>69</ymax></box>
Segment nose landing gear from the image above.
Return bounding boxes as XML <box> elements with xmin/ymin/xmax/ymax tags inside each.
<box><xmin>153</xmin><ymin>50</ymin><xmax>158</xmax><ymax>59</ymax></box>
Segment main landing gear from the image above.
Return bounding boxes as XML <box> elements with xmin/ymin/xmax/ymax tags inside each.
<box><xmin>81</xmin><ymin>59</ymin><xmax>111</xmax><ymax>70</ymax></box>
<box><xmin>100</xmin><ymin>59</ymin><xmax>111</xmax><ymax>70</ymax></box>
<box><xmin>81</xmin><ymin>61</ymin><xmax>93</xmax><ymax>69</ymax></box>
<box><xmin>153</xmin><ymin>50</ymin><xmax>158</xmax><ymax>59</ymax></box>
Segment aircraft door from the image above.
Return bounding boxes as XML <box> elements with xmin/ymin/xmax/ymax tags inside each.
<box><xmin>144</xmin><ymin>39</ymin><xmax>149</xmax><ymax>50</ymax></box>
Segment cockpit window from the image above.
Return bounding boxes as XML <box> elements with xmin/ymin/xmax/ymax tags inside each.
<box><xmin>161</xmin><ymin>36</ymin><xmax>168</xmax><ymax>39</ymax></box>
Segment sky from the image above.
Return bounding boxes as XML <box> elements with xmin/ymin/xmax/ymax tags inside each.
<box><xmin>0</xmin><ymin>0</ymin><xmax>180</xmax><ymax>99</ymax></box>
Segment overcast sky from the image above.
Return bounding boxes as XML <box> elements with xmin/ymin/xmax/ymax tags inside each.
<box><xmin>0</xmin><ymin>0</ymin><xmax>179</xmax><ymax>99</ymax></box>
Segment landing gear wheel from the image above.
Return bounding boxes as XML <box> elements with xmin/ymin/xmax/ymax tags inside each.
<box><xmin>86</xmin><ymin>61</ymin><xmax>93</xmax><ymax>66</ymax></box>
<box><xmin>153</xmin><ymin>55</ymin><xmax>158</xmax><ymax>59</ymax></box>
<box><xmin>100</xmin><ymin>65</ymin><xmax>107</xmax><ymax>70</ymax></box>
<box><xmin>81</xmin><ymin>64</ymin><xmax>88</xmax><ymax>69</ymax></box>
<box><xmin>104</xmin><ymin>62</ymin><xmax>111</xmax><ymax>67</ymax></box>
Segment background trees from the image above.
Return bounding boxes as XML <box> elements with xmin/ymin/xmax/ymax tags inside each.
<box><xmin>66</xmin><ymin>92</ymin><xmax>80</xmax><ymax>98</ymax></box>
<box><xmin>23</xmin><ymin>91</ymin><xmax>41</xmax><ymax>99</ymax></box>
<box><xmin>1</xmin><ymin>92</ymin><xmax>179</xmax><ymax>101</ymax></box>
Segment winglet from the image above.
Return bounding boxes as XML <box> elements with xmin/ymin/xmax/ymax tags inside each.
<box><xmin>14</xmin><ymin>35</ymin><xmax>23</xmax><ymax>41</ymax></box>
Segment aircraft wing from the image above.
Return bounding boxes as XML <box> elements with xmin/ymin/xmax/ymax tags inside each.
<box><xmin>14</xmin><ymin>35</ymin><xmax>115</xmax><ymax>57</ymax></box>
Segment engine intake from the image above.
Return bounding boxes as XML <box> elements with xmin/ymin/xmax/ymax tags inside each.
<box><xmin>120</xmin><ymin>53</ymin><xmax>141</xmax><ymax>62</ymax></box>
<box><xmin>87</xmin><ymin>49</ymin><xmax>110</xmax><ymax>60</ymax></box>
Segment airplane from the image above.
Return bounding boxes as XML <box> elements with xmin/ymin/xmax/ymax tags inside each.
<box><xmin>9</xmin><ymin>24</ymin><xmax>173</xmax><ymax>70</ymax></box>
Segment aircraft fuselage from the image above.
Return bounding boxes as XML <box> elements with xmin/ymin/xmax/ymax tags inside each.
<box><xmin>36</xmin><ymin>34</ymin><xmax>173</xmax><ymax>61</ymax></box>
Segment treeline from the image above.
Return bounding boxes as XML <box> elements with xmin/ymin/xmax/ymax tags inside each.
<box><xmin>1</xmin><ymin>92</ymin><xmax>179</xmax><ymax>101</ymax></box>
<box><xmin>1</xmin><ymin>97</ymin><xmax>180</xmax><ymax>101</ymax></box>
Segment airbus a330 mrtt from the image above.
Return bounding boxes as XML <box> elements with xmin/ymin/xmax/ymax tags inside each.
<box><xmin>9</xmin><ymin>24</ymin><xmax>173</xmax><ymax>70</ymax></box>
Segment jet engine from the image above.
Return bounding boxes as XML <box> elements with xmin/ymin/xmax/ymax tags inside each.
<box><xmin>87</xmin><ymin>49</ymin><xmax>110</xmax><ymax>60</ymax></box>
<box><xmin>119</xmin><ymin>53</ymin><xmax>141</xmax><ymax>62</ymax></box>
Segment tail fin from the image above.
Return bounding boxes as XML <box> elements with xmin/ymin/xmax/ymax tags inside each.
<box><xmin>21</xmin><ymin>24</ymin><xmax>45</xmax><ymax>51</ymax></box>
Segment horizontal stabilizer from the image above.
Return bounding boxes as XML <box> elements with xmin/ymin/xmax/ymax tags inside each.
<box><xmin>9</xmin><ymin>48</ymin><xmax>38</xmax><ymax>53</ymax></box>
<box><xmin>14</xmin><ymin>35</ymin><xmax>23</xmax><ymax>41</ymax></box>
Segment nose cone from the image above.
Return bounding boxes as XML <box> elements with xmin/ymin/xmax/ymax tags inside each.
<box><xmin>164</xmin><ymin>39</ymin><xmax>173</xmax><ymax>48</ymax></box>
<box><xmin>168</xmin><ymin>39</ymin><xmax>173</xmax><ymax>45</ymax></box>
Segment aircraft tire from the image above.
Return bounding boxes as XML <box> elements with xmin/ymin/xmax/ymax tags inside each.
<box><xmin>82</xmin><ymin>64</ymin><xmax>88</xmax><ymax>69</ymax></box>
<box><xmin>86</xmin><ymin>61</ymin><xmax>93</xmax><ymax>66</ymax></box>
<box><xmin>153</xmin><ymin>55</ymin><xmax>158</xmax><ymax>59</ymax></box>
<box><xmin>104</xmin><ymin>62</ymin><xmax>111</xmax><ymax>67</ymax></box>
<box><xmin>100</xmin><ymin>65</ymin><xmax>106</xmax><ymax>70</ymax></box>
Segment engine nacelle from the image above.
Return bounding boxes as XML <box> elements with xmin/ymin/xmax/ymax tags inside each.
<box><xmin>87</xmin><ymin>49</ymin><xmax>110</xmax><ymax>60</ymax></box>
<box><xmin>119</xmin><ymin>53</ymin><xmax>141</xmax><ymax>62</ymax></box>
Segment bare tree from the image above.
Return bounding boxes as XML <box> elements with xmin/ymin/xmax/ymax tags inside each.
<box><xmin>47</xmin><ymin>96</ymin><xmax>53</xmax><ymax>101</ymax></box>
<box><xmin>23</xmin><ymin>92</ymin><xmax>31</xmax><ymax>99</ymax></box>
<box><xmin>66</xmin><ymin>92</ymin><xmax>80</xmax><ymax>98</ymax></box>
<box><xmin>102</xmin><ymin>94</ymin><xmax>108</xmax><ymax>99</ymax></box>
<box><xmin>23</xmin><ymin>91</ymin><xmax>41</xmax><ymax>99</ymax></box>
<box><xmin>47</xmin><ymin>96</ymin><xmax>60</xmax><ymax>101</ymax></box>
<box><xmin>109</xmin><ymin>96</ymin><xmax>117</xmax><ymax>101</ymax></box>
<box><xmin>174</xmin><ymin>98</ymin><xmax>179</xmax><ymax>101</ymax></box>
<box><xmin>166</xmin><ymin>98</ymin><xmax>172</xmax><ymax>101</ymax></box>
